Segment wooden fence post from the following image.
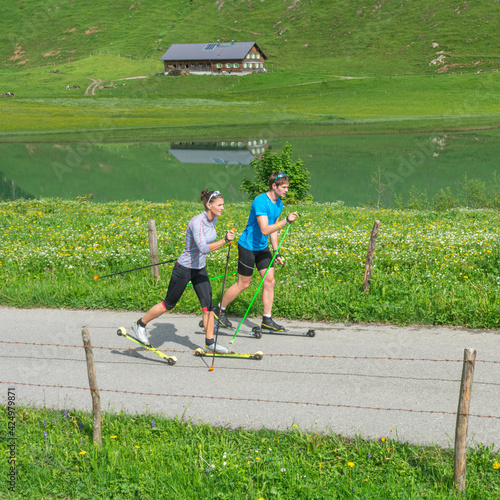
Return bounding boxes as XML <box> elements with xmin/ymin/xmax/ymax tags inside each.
<box><xmin>363</xmin><ymin>220</ymin><xmax>380</xmax><ymax>292</ymax></box>
<box><xmin>454</xmin><ymin>348</ymin><xmax>476</xmax><ymax>492</ymax></box>
<box><xmin>148</xmin><ymin>219</ymin><xmax>160</xmax><ymax>280</ymax></box>
<box><xmin>81</xmin><ymin>328</ymin><xmax>102</xmax><ymax>446</ymax></box>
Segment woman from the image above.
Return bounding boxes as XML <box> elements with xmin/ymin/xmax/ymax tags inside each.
<box><xmin>132</xmin><ymin>190</ymin><xmax>235</xmax><ymax>353</ymax></box>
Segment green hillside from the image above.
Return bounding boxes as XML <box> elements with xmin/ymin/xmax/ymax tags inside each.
<box><xmin>0</xmin><ymin>0</ymin><xmax>499</xmax><ymax>140</ymax></box>
<box><xmin>1</xmin><ymin>0</ymin><xmax>499</xmax><ymax>74</ymax></box>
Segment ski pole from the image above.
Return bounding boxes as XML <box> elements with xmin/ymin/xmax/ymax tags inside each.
<box><xmin>210</xmin><ymin>229</ymin><xmax>234</xmax><ymax>371</ymax></box>
<box><xmin>94</xmin><ymin>258</ymin><xmax>177</xmax><ymax>280</ymax></box>
<box><xmin>187</xmin><ymin>271</ymin><xmax>237</xmax><ymax>287</ymax></box>
<box><xmin>230</xmin><ymin>223</ymin><xmax>291</xmax><ymax>345</ymax></box>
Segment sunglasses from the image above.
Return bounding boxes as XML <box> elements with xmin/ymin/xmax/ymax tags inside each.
<box><xmin>208</xmin><ymin>191</ymin><xmax>221</xmax><ymax>203</ymax></box>
<box><xmin>276</xmin><ymin>172</ymin><xmax>286</xmax><ymax>179</ymax></box>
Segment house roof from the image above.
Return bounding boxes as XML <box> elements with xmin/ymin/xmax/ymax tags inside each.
<box><xmin>160</xmin><ymin>42</ymin><xmax>268</xmax><ymax>62</ymax></box>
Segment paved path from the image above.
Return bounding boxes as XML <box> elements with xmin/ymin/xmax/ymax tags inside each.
<box><xmin>1</xmin><ymin>307</ymin><xmax>499</xmax><ymax>449</ymax></box>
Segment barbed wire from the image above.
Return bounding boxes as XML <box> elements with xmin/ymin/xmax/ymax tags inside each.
<box><xmin>1</xmin><ymin>340</ymin><xmax>499</xmax><ymax>363</ymax></box>
<box><xmin>1</xmin><ymin>380</ymin><xmax>499</xmax><ymax>420</ymax></box>
<box><xmin>2</xmin><ymin>354</ymin><xmax>499</xmax><ymax>387</ymax></box>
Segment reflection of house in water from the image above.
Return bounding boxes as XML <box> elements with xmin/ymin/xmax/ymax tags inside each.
<box><xmin>168</xmin><ymin>139</ymin><xmax>269</xmax><ymax>165</ymax></box>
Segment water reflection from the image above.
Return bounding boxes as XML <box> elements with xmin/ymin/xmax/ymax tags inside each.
<box><xmin>0</xmin><ymin>131</ymin><xmax>498</xmax><ymax>206</ymax></box>
<box><xmin>169</xmin><ymin>139</ymin><xmax>269</xmax><ymax>165</ymax></box>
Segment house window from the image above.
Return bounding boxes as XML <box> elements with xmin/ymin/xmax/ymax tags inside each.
<box><xmin>225</xmin><ymin>63</ymin><xmax>231</xmax><ymax>69</ymax></box>
<box><xmin>251</xmin><ymin>53</ymin><xmax>256</xmax><ymax>59</ymax></box>
<box><xmin>243</xmin><ymin>63</ymin><xmax>247</xmax><ymax>69</ymax></box>
<box><xmin>233</xmin><ymin>63</ymin><xmax>239</xmax><ymax>68</ymax></box>
<box><xmin>216</xmin><ymin>63</ymin><xmax>222</xmax><ymax>69</ymax></box>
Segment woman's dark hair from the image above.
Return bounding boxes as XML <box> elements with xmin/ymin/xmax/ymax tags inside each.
<box><xmin>201</xmin><ymin>189</ymin><xmax>223</xmax><ymax>208</ymax></box>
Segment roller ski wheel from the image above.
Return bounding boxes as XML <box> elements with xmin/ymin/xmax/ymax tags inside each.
<box><xmin>252</xmin><ymin>326</ymin><xmax>262</xmax><ymax>339</ymax></box>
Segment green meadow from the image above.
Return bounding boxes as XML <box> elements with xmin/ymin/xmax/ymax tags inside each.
<box><xmin>1</xmin><ymin>0</ymin><xmax>499</xmax><ymax>141</ymax></box>
<box><xmin>1</xmin><ymin>406</ymin><xmax>500</xmax><ymax>499</ymax></box>
<box><xmin>1</xmin><ymin>69</ymin><xmax>499</xmax><ymax>142</ymax></box>
<box><xmin>1</xmin><ymin>198</ymin><xmax>498</xmax><ymax>328</ymax></box>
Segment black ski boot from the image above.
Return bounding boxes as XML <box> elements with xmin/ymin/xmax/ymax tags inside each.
<box><xmin>261</xmin><ymin>316</ymin><xmax>286</xmax><ymax>332</ymax></box>
<box><xmin>214</xmin><ymin>305</ymin><xmax>233</xmax><ymax>328</ymax></box>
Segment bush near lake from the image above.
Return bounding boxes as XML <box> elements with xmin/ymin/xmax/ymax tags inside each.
<box><xmin>240</xmin><ymin>143</ymin><xmax>313</xmax><ymax>204</ymax></box>
<box><xmin>0</xmin><ymin>198</ymin><xmax>498</xmax><ymax>329</ymax></box>
<box><xmin>1</xmin><ymin>406</ymin><xmax>499</xmax><ymax>499</ymax></box>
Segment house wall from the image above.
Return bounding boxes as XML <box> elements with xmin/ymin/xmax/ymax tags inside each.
<box><xmin>163</xmin><ymin>50</ymin><xmax>266</xmax><ymax>74</ymax></box>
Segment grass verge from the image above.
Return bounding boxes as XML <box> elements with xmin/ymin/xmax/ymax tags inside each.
<box><xmin>1</xmin><ymin>406</ymin><xmax>499</xmax><ymax>499</ymax></box>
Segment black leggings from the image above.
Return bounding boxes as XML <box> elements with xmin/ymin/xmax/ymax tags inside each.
<box><xmin>163</xmin><ymin>264</ymin><xmax>213</xmax><ymax>311</ymax></box>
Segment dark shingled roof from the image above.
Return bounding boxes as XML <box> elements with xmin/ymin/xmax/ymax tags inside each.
<box><xmin>160</xmin><ymin>42</ymin><xmax>267</xmax><ymax>61</ymax></box>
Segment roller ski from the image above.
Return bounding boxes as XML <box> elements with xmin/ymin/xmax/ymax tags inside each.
<box><xmin>259</xmin><ymin>327</ymin><xmax>316</xmax><ymax>337</ymax></box>
<box><xmin>260</xmin><ymin>316</ymin><xmax>316</xmax><ymax>337</ymax></box>
<box><xmin>195</xmin><ymin>347</ymin><xmax>263</xmax><ymax>360</ymax></box>
<box><xmin>117</xmin><ymin>327</ymin><xmax>177</xmax><ymax>365</ymax></box>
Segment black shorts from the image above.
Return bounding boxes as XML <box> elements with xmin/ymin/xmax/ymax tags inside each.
<box><xmin>163</xmin><ymin>264</ymin><xmax>212</xmax><ymax>311</ymax></box>
<box><xmin>237</xmin><ymin>243</ymin><xmax>274</xmax><ymax>277</ymax></box>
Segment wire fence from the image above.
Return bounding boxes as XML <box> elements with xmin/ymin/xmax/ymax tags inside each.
<box><xmin>0</xmin><ymin>380</ymin><xmax>499</xmax><ymax>420</ymax></box>
<box><xmin>1</xmin><ymin>339</ymin><xmax>499</xmax><ymax>421</ymax></box>
<box><xmin>2</xmin><ymin>340</ymin><xmax>500</xmax><ymax>364</ymax></box>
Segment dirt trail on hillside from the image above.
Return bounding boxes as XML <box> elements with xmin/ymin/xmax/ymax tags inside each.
<box><xmin>85</xmin><ymin>75</ymin><xmax>147</xmax><ymax>96</ymax></box>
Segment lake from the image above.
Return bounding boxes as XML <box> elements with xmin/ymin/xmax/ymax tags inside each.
<box><xmin>1</xmin><ymin>130</ymin><xmax>498</xmax><ymax>207</ymax></box>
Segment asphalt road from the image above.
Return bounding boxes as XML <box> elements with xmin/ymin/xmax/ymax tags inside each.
<box><xmin>1</xmin><ymin>306</ymin><xmax>499</xmax><ymax>449</ymax></box>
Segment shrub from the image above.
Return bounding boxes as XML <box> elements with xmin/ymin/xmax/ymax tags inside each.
<box><xmin>433</xmin><ymin>187</ymin><xmax>456</xmax><ymax>211</ymax></box>
<box><xmin>240</xmin><ymin>143</ymin><xmax>312</xmax><ymax>204</ymax></box>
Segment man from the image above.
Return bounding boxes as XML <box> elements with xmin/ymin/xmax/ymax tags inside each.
<box><xmin>214</xmin><ymin>171</ymin><xmax>298</xmax><ymax>332</ymax></box>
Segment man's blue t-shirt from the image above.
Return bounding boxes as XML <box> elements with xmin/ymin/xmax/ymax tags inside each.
<box><xmin>238</xmin><ymin>193</ymin><xmax>283</xmax><ymax>251</ymax></box>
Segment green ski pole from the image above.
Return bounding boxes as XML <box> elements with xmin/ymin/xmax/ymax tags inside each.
<box><xmin>187</xmin><ymin>271</ymin><xmax>236</xmax><ymax>287</ymax></box>
<box><xmin>230</xmin><ymin>223</ymin><xmax>291</xmax><ymax>345</ymax></box>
